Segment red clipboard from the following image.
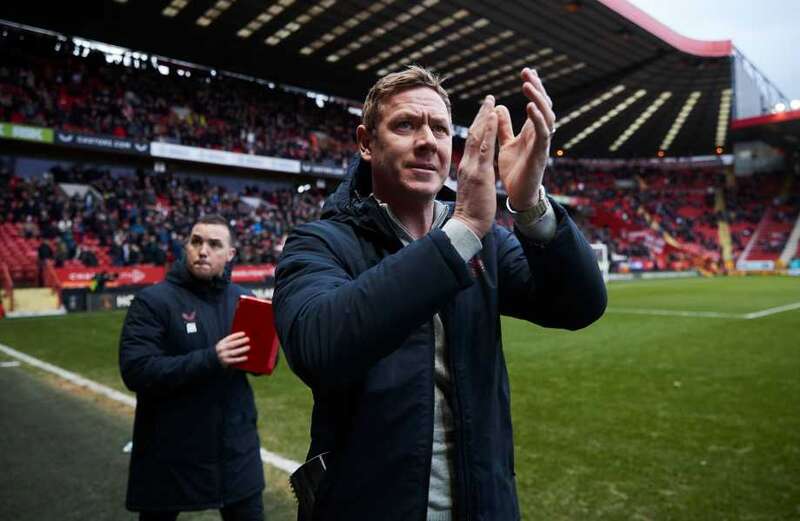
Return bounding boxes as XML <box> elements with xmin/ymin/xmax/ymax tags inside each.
<box><xmin>230</xmin><ymin>295</ymin><xmax>280</xmax><ymax>375</ymax></box>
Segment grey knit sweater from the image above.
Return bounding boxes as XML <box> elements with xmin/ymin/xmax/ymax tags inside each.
<box><xmin>379</xmin><ymin>200</ymin><xmax>483</xmax><ymax>521</ymax></box>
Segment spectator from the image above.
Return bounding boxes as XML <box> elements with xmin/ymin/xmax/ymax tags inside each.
<box><xmin>36</xmin><ymin>239</ymin><xmax>53</xmax><ymax>285</ymax></box>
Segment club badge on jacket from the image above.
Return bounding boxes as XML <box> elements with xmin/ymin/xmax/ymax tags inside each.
<box><xmin>182</xmin><ymin>310</ymin><xmax>198</xmax><ymax>334</ymax></box>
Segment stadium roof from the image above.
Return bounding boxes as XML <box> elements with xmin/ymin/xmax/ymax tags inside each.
<box><xmin>1</xmin><ymin>0</ymin><xmax>735</xmax><ymax>159</ymax></box>
<box><xmin>731</xmin><ymin>109</ymin><xmax>800</xmax><ymax>151</ymax></box>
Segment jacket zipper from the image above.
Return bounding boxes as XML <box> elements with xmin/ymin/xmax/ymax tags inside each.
<box><xmin>443</xmin><ymin>305</ymin><xmax>472</xmax><ymax>521</ymax></box>
<box><xmin>420</xmin><ymin>319</ymin><xmax>437</xmax><ymax>521</ymax></box>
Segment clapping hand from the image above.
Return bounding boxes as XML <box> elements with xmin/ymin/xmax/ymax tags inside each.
<box><xmin>495</xmin><ymin>68</ymin><xmax>556</xmax><ymax>211</ymax></box>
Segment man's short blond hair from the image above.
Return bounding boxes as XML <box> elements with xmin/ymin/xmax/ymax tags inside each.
<box><xmin>362</xmin><ymin>65</ymin><xmax>451</xmax><ymax>132</ymax></box>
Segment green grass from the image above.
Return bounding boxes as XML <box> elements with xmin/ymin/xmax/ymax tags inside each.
<box><xmin>1</xmin><ymin>276</ymin><xmax>799</xmax><ymax>520</ymax></box>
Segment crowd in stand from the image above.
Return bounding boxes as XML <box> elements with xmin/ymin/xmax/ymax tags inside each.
<box><xmin>1</xmin><ymin>165</ymin><xmax>327</xmax><ymax>270</ymax></box>
<box><xmin>760</xmin><ymin>206</ymin><xmax>797</xmax><ymax>253</ymax></box>
<box><xmin>722</xmin><ymin>170</ymin><xmax>791</xmax><ymax>256</ymax></box>
<box><xmin>2</xmin><ymin>159</ymin><xmax>797</xmax><ymax>275</ymax></box>
<box><xmin>540</xmin><ymin>161</ymin><xmax>730</xmax><ymax>271</ymax></box>
<box><xmin>0</xmin><ymin>29</ymin><xmax>359</xmax><ymax>166</ymax></box>
<box><xmin>471</xmin><ymin>160</ymin><xmax>733</xmax><ymax>272</ymax></box>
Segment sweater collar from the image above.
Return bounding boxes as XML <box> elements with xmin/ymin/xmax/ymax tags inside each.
<box><xmin>378</xmin><ymin>199</ymin><xmax>449</xmax><ymax>245</ymax></box>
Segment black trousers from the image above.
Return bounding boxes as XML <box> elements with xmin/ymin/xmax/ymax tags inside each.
<box><xmin>138</xmin><ymin>492</ymin><xmax>264</xmax><ymax>521</ymax></box>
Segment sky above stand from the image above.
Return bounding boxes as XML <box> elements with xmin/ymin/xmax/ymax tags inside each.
<box><xmin>628</xmin><ymin>0</ymin><xmax>800</xmax><ymax>102</ymax></box>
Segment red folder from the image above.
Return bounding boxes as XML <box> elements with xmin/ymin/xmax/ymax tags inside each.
<box><xmin>230</xmin><ymin>295</ymin><xmax>280</xmax><ymax>375</ymax></box>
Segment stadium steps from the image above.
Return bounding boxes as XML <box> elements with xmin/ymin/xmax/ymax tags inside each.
<box><xmin>6</xmin><ymin>287</ymin><xmax>65</xmax><ymax>318</ymax></box>
<box><xmin>717</xmin><ymin>221</ymin><xmax>734</xmax><ymax>269</ymax></box>
<box><xmin>738</xmin><ymin>209</ymin><xmax>770</xmax><ymax>263</ymax></box>
<box><xmin>715</xmin><ymin>189</ymin><xmax>734</xmax><ymax>269</ymax></box>
<box><xmin>779</xmin><ymin>212</ymin><xmax>800</xmax><ymax>265</ymax></box>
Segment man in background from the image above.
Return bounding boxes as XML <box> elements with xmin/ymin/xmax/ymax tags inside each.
<box><xmin>119</xmin><ymin>214</ymin><xmax>265</xmax><ymax>521</ymax></box>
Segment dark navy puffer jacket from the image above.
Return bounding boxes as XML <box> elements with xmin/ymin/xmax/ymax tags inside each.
<box><xmin>119</xmin><ymin>259</ymin><xmax>264</xmax><ymax>512</ymax></box>
<box><xmin>274</xmin><ymin>157</ymin><xmax>606</xmax><ymax>521</ymax></box>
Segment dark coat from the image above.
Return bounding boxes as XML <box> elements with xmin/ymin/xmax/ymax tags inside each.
<box><xmin>119</xmin><ymin>259</ymin><xmax>265</xmax><ymax>512</ymax></box>
<box><xmin>274</xmin><ymin>157</ymin><xmax>607</xmax><ymax>521</ymax></box>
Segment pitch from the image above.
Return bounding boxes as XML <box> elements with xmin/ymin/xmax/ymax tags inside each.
<box><xmin>0</xmin><ymin>275</ymin><xmax>798</xmax><ymax>520</ymax></box>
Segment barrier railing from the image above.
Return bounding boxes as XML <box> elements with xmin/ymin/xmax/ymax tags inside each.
<box><xmin>1</xmin><ymin>263</ymin><xmax>13</xmax><ymax>312</ymax></box>
<box><xmin>43</xmin><ymin>261</ymin><xmax>62</xmax><ymax>309</ymax></box>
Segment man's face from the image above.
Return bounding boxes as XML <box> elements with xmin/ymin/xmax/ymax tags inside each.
<box><xmin>358</xmin><ymin>86</ymin><xmax>452</xmax><ymax>202</ymax></box>
<box><xmin>185</xmin><ymin>223</ymin><xmax>235</xmax><ymax>280</ymax></box>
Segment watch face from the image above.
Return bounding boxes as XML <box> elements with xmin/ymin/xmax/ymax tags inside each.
<box><xmin>506</xmin><ymin>186</ymin><xmax>548</xmax><ymax>223</ymax></box>
<box><xmin>518</xmin><ymin>198</ymin><xmax>549</xmax><ymax>225</ymax></box>
<box><xmin>530</xmin><ymin>202</ymin><xmax>548</xmax><ymax>220</ymax></box>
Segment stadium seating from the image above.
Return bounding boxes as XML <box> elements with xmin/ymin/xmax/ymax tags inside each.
<box><xmin>0</xmin><ymin>33</ymin><xmax>358</xmax><ymax>165</ymax></box>
<box><xmin>538</xmin><ymin>162</ymin><xmax>725</xmax><ymax>272</ymax></box>
<box><xmin>0</xmin><ymin>222</ymin><xmax>39</xmax><ymax>284</ymax></box>
<box><xmin>0</xmin><ymin>166</ymin><xmax>327</xmax><ymax>284</ymax></box>
<box><xmin>746</xmin><ymin>210</ymin><xmax>790</xmax><ymax>260</ymax></box>
<box><xmin>6</xmin><ymin>161</ymin><xmax>791</xmax><ymax>286</ymax></box>
<box><xmin>727</xmin><ymin>172</ymin><xmax>799</xmax><ymax>263</ymax></box>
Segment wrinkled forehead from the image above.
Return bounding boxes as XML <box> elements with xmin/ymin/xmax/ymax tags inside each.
<box><xmin>189</xmin><ymin>223</ymin><xmax>231</xmax><ymax>245</ymax></box>
<box><xmin>379</xmin><ymin>86</ymin><xmax>451</xmax><ymax>124</ymax></box>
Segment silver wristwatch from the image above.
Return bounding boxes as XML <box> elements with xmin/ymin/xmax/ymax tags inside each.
<box><xmin>505</xmin><ymin>185</ymin><xmax>550</xmax><ymax>226</ymax></box>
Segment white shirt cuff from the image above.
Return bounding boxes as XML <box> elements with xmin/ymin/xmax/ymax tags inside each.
<box><xmin>442</xmin><ymin>219</ymin><xmax>483</xmax><ymax>261</ymax></box>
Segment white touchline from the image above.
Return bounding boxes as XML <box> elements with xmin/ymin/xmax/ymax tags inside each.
<box><xmin>260</xmin><ymin>448</ymin><xmax>301</xmax><ymax>474</ymax></box>
<box><xmin>607</xmin><ymin>279</ymin><xmax>713</xmax><ymax>290</ymax></box>
<box><xmin>0</xmin><ymin>342</ymin><xmax>302</xmax><ymax>474</ymax></box>
<box><xmin>605</xmin><ymin>308</ymin><xmax>741</xmax><ymax>319</ymax></box>
<box><xmin>0</xmin><ymin>343</ymin><xmax>136</xmax><ymax>407</ymax></box>
<box><xmin>606</xmin><ymin>301</ymin><xmax>800</xmax><ymax>320</ymax></box>
<box><xmin>743</xmin><ymin>301</ymin><xmax>800</xmax><ymax>320</ymax></box>
<box><xmin>1</xmin><ymin>361</ymin><xmax>22</xmax><ymax>368</ymax></box>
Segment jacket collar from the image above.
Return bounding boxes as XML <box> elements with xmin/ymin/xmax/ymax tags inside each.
<box><xmin>166</xmin><ymin>256</ymin><xmax>232</xmax><ymax>294</ymax></box>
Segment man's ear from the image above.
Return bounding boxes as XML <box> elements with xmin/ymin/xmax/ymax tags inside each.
<box><xmin>356</xmin><ymin>125</ymin><xmax>372</xmax><ymax>162</ymax></box>
<box><xmin>227</xmin><ymin>247</ymin><xmax>236</xmax><ymax>263</ymax></box>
